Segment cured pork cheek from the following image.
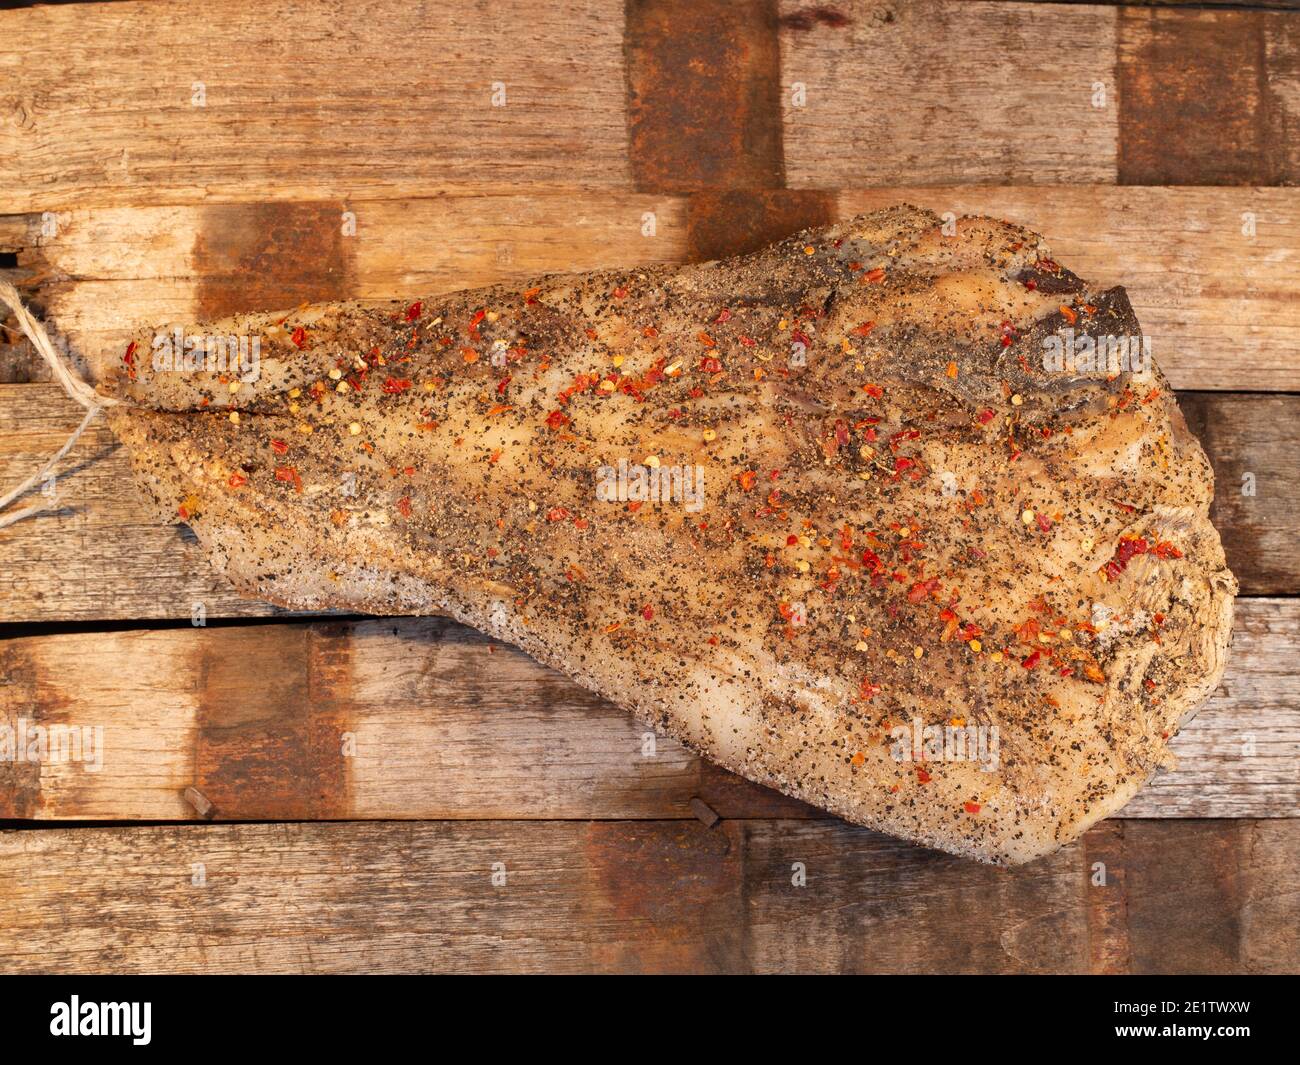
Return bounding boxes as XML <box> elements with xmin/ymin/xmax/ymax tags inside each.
<box><xmin>105</xmin><ymin>206</ymin><xmax>1236</xmax><ymax>863</ymax></box>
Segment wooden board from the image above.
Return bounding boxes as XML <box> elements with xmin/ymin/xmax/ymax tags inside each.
<box><xmin>1</xmin><ymin>0</ymin><xmax>1297</xmax><ymax>978</ymax></box>
<box><xmin>3</xmin><ymin>187</ymin><xmax>1297</xmax><ymax>389</ymax></box>
<box><xmin>0</xmin><ymin>817</ymin><xmax>1293</xmax><ymax>973</ymax></box>
<box><xmin>3</xmin><ymin>384</ymin><xmax>1294</xmax><ymax>608</ymax></box>
<box><xmin>0</xmin><ymin>599</ymin><xmax>1296</xmax><ymax>822</ymax></box>
<box><xmin>5</xmin><ymin>1</ymin><xmax>1298</xmax><ymax>213</ymax></box>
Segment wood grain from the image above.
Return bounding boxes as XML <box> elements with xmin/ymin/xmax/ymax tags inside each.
<box><xmin>3</xmin><ymin>187</ymin><xmax>1296</xmax><ymax>389</ymax></box>
<box><xmin>5</xmin><ymin>2</ymin><xmax>1300</xmax><ymax>214</ymax></box>
<box><xmin>4</xmin><ymin>383</ymin><xmax>1295</xmax><ymax>613</ymax></box>
<box><xmin>625</xmin><ymin>0</ymin><xmax>786</xmax><ymax>190</ymax></box>
<box><xmin>0</xmin><ymin>0</ymin><xmax>632</xmax><ymax>213</ymax></box>
<box><xmin>0</xmin><ymin>817</ymin><xmax>1292</xmax><ymax>973</ymax></box>
<box><xmin>778</xmin><ymin>0</ymin><xmax>1120</xmax><ymax>186</ymax></box>
<box><xmin>1118</xmin><ymin>5</ymin><xmax>1300</xmax><ymax>185</ymax></box>
<box><xmin>1</xmin><ymin>600</ymin><xmax>1294</xmax><ymax>822</ymax></box>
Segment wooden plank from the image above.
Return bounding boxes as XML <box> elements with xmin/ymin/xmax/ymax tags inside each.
<box><xmin>0</xmin><ymin>194</ymin><xmax>690</xmax><ymax>380</ymax></box>
<box><xmin>778</xmin><ymin>1</ymin><xmax>1121</xmax><ymax>186</ymax></box>
<box><xmin>0</xmin><ymin>0</ymin><xmax>632</xmax><ymax>213</ymax></box>
<box><xmin>3</xmin><ymin>186</ymin><xmax>1296</xmax><ymax>389</ymax></box>
<box><xmin>1</xmin><ymin>600</ymin><xmax>1294</xmax><ymax>822</ymax></box>
<box><xmin>625</xmin><ymin>0</ymin><xmax>786</xmax><ymax>191</ymax></box>
<box><xmin>4</xmin><ymin>384</ymin><xmax>1294</xmax><ymax>613</ymax></box>
<box><xmin>0</xmin><ymin>818</ymin><xmax>1293</xmax><ymax>973</ymax></box>
<box><xmin>1180</xmin><ymin>392</ymin><xmax>1300</xmax><ymax>605</ymax></box>
<box><xmin>6</xmin><ymin>2</ymin><xmax>1299</xmax><ymax>214</ymax></box>
<box><xmin>1117</xmin><ymin>5</ymin><xmax>1300</xmax><ymax>185</ymax></box>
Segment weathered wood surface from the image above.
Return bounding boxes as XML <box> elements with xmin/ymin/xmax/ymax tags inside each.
<box><xmin>1</xmin><ymin>600</ymin><xmax>1294</xmax><ymax>822</ymax></box>
<box><xmin>3</xmin><ymin>187</ymin><xmax>1296</xmax><ymax>388</ymax></box>
<box><xmin>3</xmin><ymin>384</ymin><xmax>1294</xmax><ymax>612</ymax></box>
<box><xmin>0</xmin><ymin>817</ymin><xmax>1293</xmax><ymax>973</ymax></box>
<box><xmin>4</xmin><ymin>1</ymin><xmax>1298</xmax><ymax>214</ymax></box>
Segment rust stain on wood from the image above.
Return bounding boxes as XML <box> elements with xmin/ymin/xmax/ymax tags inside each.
<box><xmin>625</xmin><ymin>0</ymin><xmax>786</xmax><ymax>192</ymax></box>
<box><xmin>0</xmin><ymin>642</ymin><xmax>45</xmax><ymax>817</ymax></box>
<box><xmin>1121</xmin><ymin>820</ymin><xmax>1248</xmax><ymax>974</ymax></box>
<box><xmin>194</xmin><ymin>202</ymin><xmax>353</xmax><ymax>321</ymax></box>
<box><xmin>1118</xmin><ymin>9</ymin><xmax>1292</xmax><ymax>185</ymax></box>
<box><xmin>1083</xmin><ymin>820</ymin><xmax>1132</xmax><ymax>974</ymax></box>
<box><xmin>582</xmin><ymin>820</ymin><xmax>745</xmax><ymax>972</ymax></box>
<box><xmin>686</xmin><ymin>190</ymin><xmax>838</xmax><ymax>261</ymax></box>
<box><xmin>193</xmin><ymin>624</ymin><xmax>351</xmax><ymax>819</ymax></box>
<box><xmin>779</xmin><ymin>5</ymin><xmax>852</xmax><ymax>32</ymax></box>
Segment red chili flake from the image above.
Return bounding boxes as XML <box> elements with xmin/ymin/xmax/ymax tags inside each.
<box><xmin>122</xmin><ymin>340</ymin><xmax>138</xmax><ymax>378</ymax></box>
<box><xmin>1059</xmin><ymin>305</ymin><xmax>1078</xmax><ymax>325</ymax></box>
<box><xmin>850</xmin><ymin>321</ymin><xmax>877</xmax><ymax>337</ymax></box>
<box><xmin>907</xmin><ymin>579</ymin><xmax>940</xmax><ymax>604</ymax></box>
<box><xmin>894</xmin><ymin>457</ymin><xmax>915</xmax><ymax>472</ymax></box>
<box><xmin>978</xmin><ymin>409</ymin><xmax>996</xmax><ymax>425</ymax></box>
<box><xmin>290</xmin><ymin>327</ymin><xmax>308</xmax><ymax>349</ymax></box>
<box><xmin>916</xmin><ymin>768</ymin><xmax>932</xmax><ymax>783</ymax></box>
<box><xmin>274</xmin><ymin>466</ymin><xmax>302</xmax><ymax>492</ymax></box>
<box><xmin>642</xmin><ymin>325</ymin><xmax>658</xmax><ymax>338</ymax></box>
<box><xmin>1154</xmin><ymin>541</ymin><xmax>1183</xmax><ymax>560</ymax></box>
<box><xmin>863</xmin><ymin>267</ymin><xmax>886</xmax><ymax>283</ymax></box>
<box><xmin>1036</xmin><ymin>512</ymin><xmax>1053</xmax><ymax>533</ymax></box>
<box><xmin>573</xmin><ymin>517</ymin><xmax>588</xmax><ymax>531</ymax></box>
<box><xmin>858</xmin><ymin>678</ymin><xmax>882</xmax><ymax>701</ymax></box>
<box><xmin>382</xmin><ymin>376</ymin><xmax>412</xmax><ymax>394</ymax></box>
<box><xmin>613</xmin><ymin>286</ymin><xmax>628</xmax><ymax>299</ymax></box>
<box><xmin>715</xmin><ymin>308</ymin><xmax>732</xmax><ymax>323</ymax></box>
<box><xmin>963</xmin><ymin>801</ymin><xmax>981</xmax><ymax>814</ymax></box>
<box><xmin>546</xmin><ymin>506</ymin><xmax>569</xmax><ymax>522</ymax></box>
<box><xmin>1021</xmin><ymin>650</ymin><xmax>1041</xmax><ymax>670</ymax></box>
<box><xmin>1104</xmin><ymin>536</ymin><xmax>1149</xmax><ymax>580</ymax></box>
<box><xmin>863</xmin><ymin>384</ymin><xmax>883</xmax><ymax>399</ymax></box>
<box><xmin>642</xmin><ymin>605</ymin><xmax>654</xmax><ymax>621</ymax></box>
<box><xmin>861</xmin><ymin>548</ymin><xmax>883</xmax><ymax>572</ymax></box>
<box><xmin>522</xmin><ymin>287</ymin><xmax>541</xmax><ymax>306</ymax></box>
<box><xmin>1024</xmin><ymin>279</ymin><xmax>1037</xmax><ymax>291</ymax></box>
<box><xmin>396</xmin><ymin>496</ymin><xmax>413</xmax><ymax>517</ymax></box>
<box><xmin>739</xmin><ymin>335</ymin><xmax>756</xmax><ymax>346</ymax></box>
<box><xmin>699</xmin><ymin>355</ymin><xmax>723</xmax><ymax>374</ymax></box>
<box><xmin>227</xmin><ymin>473</ymin><xmax>246</xmax><ymax>488</ymax></box>
<box><xmin>545</xmin><ymin>410</ymin><xmax>569</xmax><ymax>431</ymax></box>
<box><xmin>737</xmin><ymin>470</ymin><xmax>757</xmax><ymax>491</ymax></box>
<box><xmin>1036</xmin><ymin>258</ymin><xmax>1060</xmax><ymax>272</ymax></box>
<box><xmin>270</xmin><ymin>438</ymin><xmax>289</xmax><ymax>455</ymax></box>
<box><xmin>496</xmin><ymin>375</ymin><xmax>512</xmax><ymax>396</ymax></box>
<box><xmin>786</xmin><ymin>535</ymin><xmax>798</xmax><ymax>546</ymax></box>
<box><xmin>405</xmin><ymin>301</ymin><xmax>422</xmax><ymax>322</ymax></box>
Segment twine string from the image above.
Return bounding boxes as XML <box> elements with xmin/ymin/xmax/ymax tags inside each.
<box><xmin>0</xmin><ymin>280</ymin><xmax>122</xmax><ymax>529</ymax></box>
